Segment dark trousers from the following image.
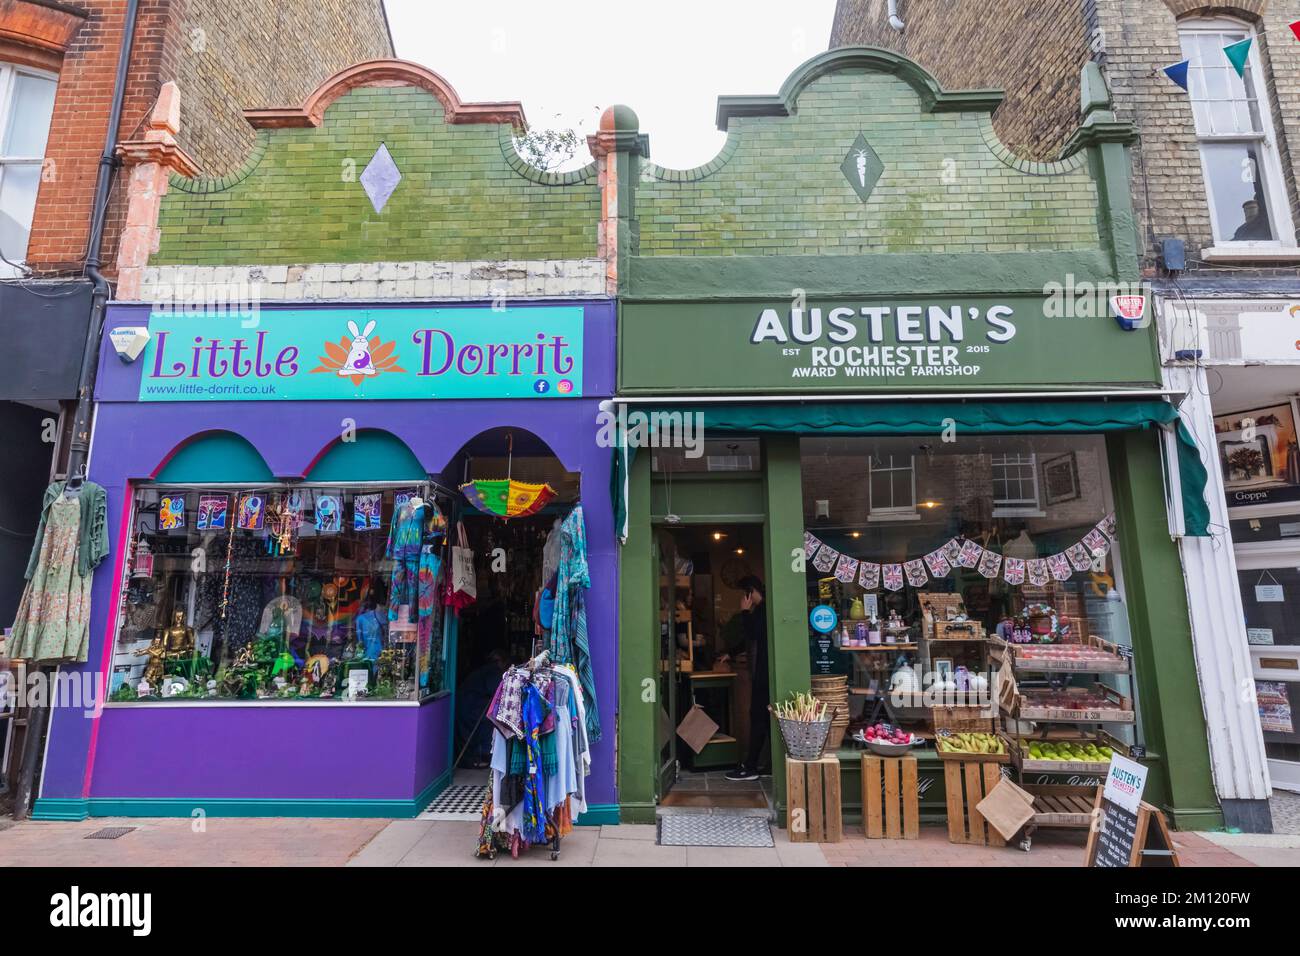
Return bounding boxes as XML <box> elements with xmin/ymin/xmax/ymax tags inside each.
<box><xmin>745</xmin><ymin>678</ymin><xmax>770</xmax><ymax>771</ymax></box>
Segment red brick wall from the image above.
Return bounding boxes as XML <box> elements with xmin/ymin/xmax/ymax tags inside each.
<box><xmin>17</xmin><ymin>0</ymin><xmax>392</xmax><ymax>275</ymax></box>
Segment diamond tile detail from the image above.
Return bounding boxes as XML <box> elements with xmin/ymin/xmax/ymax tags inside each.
<box><xmin>840</xmin><ymin>133</ymin><xmax>883</xmax><ymax>202</ymax></box>
<box><xmin>360</xmin><ymin>143</ymin><xmax>401</xmax><ymax>213</ymax></box>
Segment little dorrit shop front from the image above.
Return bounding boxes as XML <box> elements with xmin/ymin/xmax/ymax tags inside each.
<box><xmin>611</xmin><ymin>48</ymin><xmax>1221</xmax><ymax>830</ymax></box>
<box><xmin>33</xmin><ymin>298</ymin><xmax>617</xmax><ymax>821</ymax></box>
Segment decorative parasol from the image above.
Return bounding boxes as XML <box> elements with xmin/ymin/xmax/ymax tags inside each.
<box><xmin>459</xmin><ymin>432</ymin><xmax>557</xmax><ymax>519</ymax></box>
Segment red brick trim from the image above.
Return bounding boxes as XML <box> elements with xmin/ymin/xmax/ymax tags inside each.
<box><xmin>0</xmin><ymin>35</ymin><xmax>59</xmax><ymax>71</ymax></box>
<box><xmin>243</xmin><ymin>58</ymin><xmax>527</xmax><ymax>131</ymax></box>
<box><xmin>0</xmin><ymin>0</ymin><xmax>87</xmax><ymax>55</ymax></box>
<box><xmin>1161</xmin><ymin>1</ymin><xmax>1266</xmax><ymax>21</ymax></box>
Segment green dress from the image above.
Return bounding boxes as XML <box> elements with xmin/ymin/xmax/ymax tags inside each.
<box><xmin>9</xmin><ymin>497</ymin><xmax>93</xmax><ymax>663</ymax></box>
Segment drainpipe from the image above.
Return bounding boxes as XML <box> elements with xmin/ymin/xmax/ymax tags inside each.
<box><xmin>12</xmin><ymin>0</ymin><xmax>141</xmax><ymax>822</ymax></box>
<box><xmin>887</xmin><ymin>0</ymin><xmax>905</xmax><ymax>32</ymax></box>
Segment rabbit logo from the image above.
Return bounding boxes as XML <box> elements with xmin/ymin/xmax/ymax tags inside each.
<box><xmin>343</xmin><ymin>321</ymin><xmax>376</xmax><ymax>377</ymax></box>
<box><xmin>310</xmin><ymin>318</ymin><xmax>406</xmax><ymax>386</ymax></box>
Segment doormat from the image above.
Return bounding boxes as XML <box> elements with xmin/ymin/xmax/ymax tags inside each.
<box><xmin>419</xmin><ymin>784</ymin><xmax>485</xmax><ymax>821</ymax></box>
<box><xmin>657</xmin><ymin>814</ymin><xmax>774</xmax><ymax>848</ymax></box>
<box><xmin>85</xmin><ymin>826</ymin><xmax>136</xmax><ymax>840</ymax></box>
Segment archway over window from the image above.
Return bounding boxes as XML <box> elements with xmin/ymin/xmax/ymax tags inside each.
<box><xmin>305</xmin><ymin>429</ymin><xmax>426</xmax><ymax>483</ymax></box>
<box><xmin>153</xmin><ymin>431</ymin><xmax>274</xmax><ymax>483</ymax></box>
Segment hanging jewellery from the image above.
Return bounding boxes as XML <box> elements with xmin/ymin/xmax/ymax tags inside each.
<box><xmin>219</xmin><ymin>500</ymin><xmax>237</xmax><ymax>620</ymax></box>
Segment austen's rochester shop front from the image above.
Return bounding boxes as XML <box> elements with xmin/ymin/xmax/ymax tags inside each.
<box><xmin>610</xmin><ymin>48</ymin><xmax>1222</xmax><ymax>829</ymax></box>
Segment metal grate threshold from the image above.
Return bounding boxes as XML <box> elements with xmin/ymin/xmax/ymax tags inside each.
<box><xmin>85</xmin><ymin>826</ymin><xmax>137</xmax><ymax>840</ymax></box>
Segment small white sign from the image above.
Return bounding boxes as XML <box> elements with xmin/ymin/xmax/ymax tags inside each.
<box><xmin>1256</xmin><ymin>584</ymin><xmax>1285</xmax><ymax>603</ymax></box>
<box><xmin>346</xmin><ymin>670</ymin><xmax>369</xmax><ymax>698</ymax></box>
<box><xmin>1247</xmin><ymin>627</ymin><xmax>1275</xmax><ymax>645</ymax></box>
<box><xmin>1279</xmin><ymin>522</ymin><xmax>1300</xmax><ymax>538</ymax></box>
<box><xmin>1103</xmin><ymin>753</ymin><xmax>1148</xmax><ymax>815</ymax></box>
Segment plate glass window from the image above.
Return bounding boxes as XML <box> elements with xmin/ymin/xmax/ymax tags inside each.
<box><xmin>0</xmin><ymin>65</ymin><xmax>57</xmax><ymax>272</ymax></box>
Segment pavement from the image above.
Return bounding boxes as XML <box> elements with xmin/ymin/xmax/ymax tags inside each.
<box><xmin>2</xmin><ymin>811</ymin><xmax>1299</xmax><ymax>866</ymax></box>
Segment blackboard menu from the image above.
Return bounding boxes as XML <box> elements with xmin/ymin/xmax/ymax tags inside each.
<box><xmin>1092</xmin><ymin>799</ymin><xmax>1140</xmax><ymax>867</ymax></box>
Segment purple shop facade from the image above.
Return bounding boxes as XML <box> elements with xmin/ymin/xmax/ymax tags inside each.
<box><xmin>33</xmin><ymin>298</ymin><xmax>620</xmax><ymax>822</ymax></box>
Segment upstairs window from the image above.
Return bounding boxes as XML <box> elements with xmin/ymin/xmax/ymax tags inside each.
<box><xmin>1179</xmin><ymin>18</ymin><xmax>1296</xmax><ymax>249</ymax></box>
<box><xmin>0</xmin><ymin>64</ymin><xmax>57</xmax><ymax>274</ymax></box>
<box><xmin>869</xmin><ymin>454</ymin><xmax>917</xmax><ymax>520</ymax></box>
<box><xmin>991</xmin><ymin>453</ymin><xmax>1042</xmax><ymax>515</ymax></box>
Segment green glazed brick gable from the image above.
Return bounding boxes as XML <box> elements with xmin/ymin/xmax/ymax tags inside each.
<box><xmin>636</xmin><ymin>70</ymin><xmax>1101</xmax><ymax>257</ymax></box>
<box><xmin>154</xmin><ymin>87</ymin><xmax>600</xmax><ymax>265</ymax></box>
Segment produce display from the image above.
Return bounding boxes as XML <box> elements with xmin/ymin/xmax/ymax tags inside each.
<box><xmin>1025</xmin><ymin>740</ymin><xmax>1113</xmax><ymax>762</ymax></box>
<box><xmin>936</xmin><ymin>732</ymin><xmax>1006</xmax><ymax>756</ymax></box>
<box><xmin>1019</xmin><ymin>688</ymin><xmax>1126</xmax><ymax>712</ymax></box>
<box><xmin>1012</xmin><ymin>644</ymin><xmax>1126</xmax><ymax>671</ymax></box>
<box><xmin>1015</xmin><ymin>646</ymin><xmax>1114</xmax><ymax>663</ymax></box>
<box><xmin>854</xmin><ymin>722</ymin><xmax>919</xmax><ymax>746</ymax></box>
<box><xmin>774</xmin><ymin>691</ymin><xmax>830</xmax><ymax>723</ymax></box>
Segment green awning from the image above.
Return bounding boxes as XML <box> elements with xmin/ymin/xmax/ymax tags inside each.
<box><xmin>612</xmin><ymin>399</ymin><xmax>1209</xmax><ymax>539</ymax></box>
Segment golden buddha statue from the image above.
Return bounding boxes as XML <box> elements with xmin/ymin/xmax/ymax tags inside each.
<box><xmin>160</xmin><ymin>610</ymin><xmax>195</xmax><ymax>659</ymax></box>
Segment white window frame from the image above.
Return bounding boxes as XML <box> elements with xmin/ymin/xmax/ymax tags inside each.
<box><xmin>0</xmin><ymin>62</ymin><xmax>58</xmax><ymax>275</ymax></box>
<box><xmin>991</xmin><ymin>452</ymin><xmax>1045</xmax><ymax>517</ymax></box>
<box><xmin>1178</xmin><ymin>17</ymin><xmax>1298</xmax><ymax>256</ymax></box>
<box><xmin>867</xmin><ymin>454</ymin><xmax>918</xmax><ymax>521</ymax></box>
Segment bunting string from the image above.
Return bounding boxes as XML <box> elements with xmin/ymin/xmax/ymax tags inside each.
<box><xmin>803</xmin><ymin>513</ymin><xmax>1117</xmax><ymax>591</ymax></box>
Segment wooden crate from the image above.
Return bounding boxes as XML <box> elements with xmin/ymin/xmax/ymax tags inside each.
<box><xmin>930</xmin><ymin>704</ymin><xmax>996</xmax><ymax>734</ymax></box>
<box><xmin>934</xmin><ymin>732</ymin><xmax>1012</xmax><ymax>764</ymax></box>
<box><xmin>787</xmin><ymin>756</ymin><xmax>843</xmax><ymax>844</ymax></box>
<box><xmin>1022</xmin><ymin>784</ymin><xmax>1096</xmax><ymax>828</ymax></box>
<box><xmin>861</xmin><ymin>754</ymin><xmax>919</xmax><ymax>840</ymax></box>
<box><xmin>1016</xmin><ymin>683</ymin><xmax>1135</xmax><ymax>723</ymax></box>
<box><xmin>1008</xmin><ymin>730</ymin><xmax>1132</xmax><ymax>775</ymax></box>
<box><xmin>943</xmin><ymin>759</ymin><xmax>1007</xmax><ymax>846</ymax></box>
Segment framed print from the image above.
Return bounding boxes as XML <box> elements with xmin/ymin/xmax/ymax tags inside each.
<box><xmin>1042</xmin><ymin>452</ymin><xmax>1081</xmax><ymax>505</ymax></box>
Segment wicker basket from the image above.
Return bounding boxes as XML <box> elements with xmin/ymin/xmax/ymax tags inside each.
<box><xmin>810</xmin><ymin>675</ymin><xmax>850</xmax><ymax>748</ymax></box>
<box><xmin>771</xmin><ymin>708</ymin><xmax>834</xmax><ymax>761</ymax></box>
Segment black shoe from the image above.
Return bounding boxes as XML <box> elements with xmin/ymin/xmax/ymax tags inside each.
<box><xmin>725</xmin><ymin>766</ymin><xmax>758</xmax><ymax>781</ymax></box>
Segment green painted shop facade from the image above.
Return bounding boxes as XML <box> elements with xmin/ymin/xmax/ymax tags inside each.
<box><xmin>608</xmin><ymin>49</ymin><xmax>1222</xmax><ymax>829</ymax></box>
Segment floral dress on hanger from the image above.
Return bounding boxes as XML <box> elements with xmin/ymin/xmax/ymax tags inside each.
<box><xmin>10</xmin><ymin>497</ymin><xmax>92</xmax><ymax>663</ymax></box>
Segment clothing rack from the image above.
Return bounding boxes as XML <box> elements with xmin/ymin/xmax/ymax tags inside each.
<box><xmin>479</xmin><ymin>648</ymin><xmax>589</xmax><ymax>863</ymax></box>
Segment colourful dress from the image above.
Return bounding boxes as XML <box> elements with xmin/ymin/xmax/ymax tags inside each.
<box><xmin>9</xmin><ymin>497</ymin><xmax>92</xmax><ymax>663</ymax></box>
<box><xmin>549</xmin><ymin>506</ymin><xmax>600</xmax><ymax>742</ymax></box>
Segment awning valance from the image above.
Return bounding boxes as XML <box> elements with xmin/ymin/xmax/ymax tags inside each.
<box><xmin>612</xmin><ymin>399</ymin><xmax>1209</xmax><ymax>539</ymax></box>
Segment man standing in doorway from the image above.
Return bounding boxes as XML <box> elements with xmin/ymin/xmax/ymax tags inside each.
<box><xmin>726</xmin><ymin>575</ymin><xmax>769</xmax><ymax>781</ymax></box>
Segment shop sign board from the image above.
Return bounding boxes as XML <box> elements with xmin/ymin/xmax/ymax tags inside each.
<box><xmin>130</xmin><ymin>306</ymin><xmax>585</xmax><ymax>401</ymax></box>
<box><xmin>620</xmin><ymin>296</ymin><xmax>1160</xmax><ymax>393</ymax></box>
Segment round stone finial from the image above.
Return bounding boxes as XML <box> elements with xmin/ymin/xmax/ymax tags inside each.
<box><xmin>600</xmin><ymin>104</ymin><xmax>639</xmax><ymax>134</ymax></box>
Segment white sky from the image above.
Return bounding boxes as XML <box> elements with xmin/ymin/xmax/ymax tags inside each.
<box><xmin>384</xmin><ymin>0</ymin><xmax>837</xmax><ymax>170</ymax></box>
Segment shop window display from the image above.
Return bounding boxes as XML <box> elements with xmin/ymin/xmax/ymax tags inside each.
<box><xmin>109</xmin><ymin>485</ymin><xmax>449</xmax><ymax>704</ymax></box>
<box><xmin>800</xmin><ymin>434</ymin><xmax>1137</xmax><ymax>752</ymax></box>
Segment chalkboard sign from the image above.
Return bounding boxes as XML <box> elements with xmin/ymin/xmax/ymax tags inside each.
<box><xmin>1084</xmin><ymin>791</ymin><xmax>1180</xmax><ymax>867</ymax></box>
